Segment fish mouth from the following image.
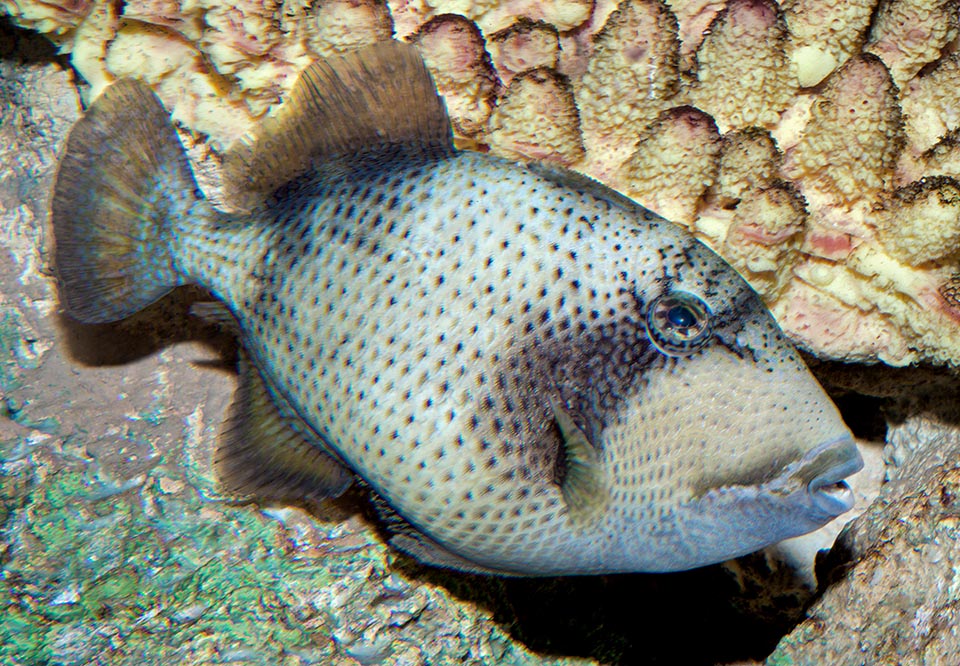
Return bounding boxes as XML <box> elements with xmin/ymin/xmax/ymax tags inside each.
<box><xmin>798</xmin><ymin>436</ymin><xmax>863</xmax><ymax>516</ymax></box>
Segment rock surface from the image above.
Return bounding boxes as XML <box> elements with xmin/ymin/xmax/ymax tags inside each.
<box><xmin>769</xmin><ymin>375</ymin><xmax>960</xmax><ymax>665</ymax></box>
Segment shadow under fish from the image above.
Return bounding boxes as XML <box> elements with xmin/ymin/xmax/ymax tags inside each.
<box><xmin>50</xmin><ymin>40</ymin><xmax>862</xmax><ymax>576</ymax></box>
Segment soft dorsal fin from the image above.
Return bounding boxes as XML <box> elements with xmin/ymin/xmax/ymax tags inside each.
<box><xmin>552</xmin><ymin>402</ymin><xmax>609</xmax><ymax>525</ymax></box>
<box><xmin>216</xmin><ymin>351</ymin><xmax>353</xmax><ymax>502</ymax></box>
<box><xmin>223</xmin><ymin>40</ymin><xmax>455</xmax><ymax>210</ymax></box>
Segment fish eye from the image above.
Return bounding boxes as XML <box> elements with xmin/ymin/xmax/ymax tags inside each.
<box><xmin>646</xmin><ymin>291</ymin><xmax>712</xmax><ymax>356</ymax></box>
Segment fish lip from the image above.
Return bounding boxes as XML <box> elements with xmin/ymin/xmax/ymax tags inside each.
<box><xmin>799</xmin><ymin>436</ymin><xmax>863</xmax><ymax>516</ymax></box>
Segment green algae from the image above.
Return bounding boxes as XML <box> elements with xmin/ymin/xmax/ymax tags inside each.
<box><xmin>0</xmin><ymin>434</ymin><xmax>591</xmax><ymax>665</ymax></box>
<box><xmin>0</xmin><ymin>450</ymin><xmax>340</xmax><ymax>665</ymax></box>
<box><xmin>0</xmin><ymin>309</ymin><xmax>26</xmax><ymax>393</ymax></box>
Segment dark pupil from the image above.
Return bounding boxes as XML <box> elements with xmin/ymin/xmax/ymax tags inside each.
<box><xmin>666</xmin><ymin>304</ymin><xmax>697</xmax><ymax>328</ymax></box>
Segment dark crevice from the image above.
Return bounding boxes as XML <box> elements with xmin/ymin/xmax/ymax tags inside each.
<box><xmin>833</xmin><ymin>392</ymin><xmax>888</xmax><ymax>442</ymax></box>
<box><xmin>0</xmin><ymin>16</ymin><xmax>67</xmax><ymax>66</ymax></box>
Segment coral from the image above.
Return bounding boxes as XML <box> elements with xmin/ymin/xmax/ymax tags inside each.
<box><xmin>781</xmin><ymin>0</ymin><xmax>875</xmax><ymax>87</ymax></box>
<box><xmin>575</xmin><ymin>0</ymin><xmax>680</xmax><ymax>171</ymax></box>
<box><xmin>781</xmin><ymin>54</ymin><xmax>903</xmax><ymax>206</ymax></box>
<box><xmin>488</xmin><ymin>18</ymin><xmax>559</xmax><ymax>85</ymax></box>
<box><xmin>486</xmin><ymin>67</ymin><xmax>584</xmax><ymax>164</ymax></box>
<box><xmin>618</xmin><ymin>106</ymin><xmax>721</xmax><ymax>225</ymax></box>
<box><xmin>901</xmin><ymin>53</ymin><xmax>960</xmax><ymax>155</ymax></box>
<box><xmin>875</xmin><ymin>176</ymin><xmax>960</xmax><ymax>266</ymax></box>
<box><xmin>412</xmin><ymin>14</ymin><xmax>501</xmax><ymax>137</ymax></box>
<box><xmin>7</xmin><ymin>0</ymin><xmax>960</xmax><ymax>367</ymax></box>
<box><xmin>714</xmin><ymin>127</ymin><xmax>783</xmax><ymax>207</ymax></box>
<box><xmin>721</xmin><ymin>181</ymin><xmax>807</xmax><ymax>299</ymax></box>
<box><xmin>687</xmin><ymin>0</ymin><xmax>793</xmax><ymax>133</ymax></box>
<box><xmin>864</xmin><ymin>0</ymin><xmax>959</xmax><ymax>86</ymax></box>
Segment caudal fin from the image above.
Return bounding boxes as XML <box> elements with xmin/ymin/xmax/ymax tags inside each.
<box><xmin>52</xmin><ymin>79</ymin><xmax>199</xmax><ymax>323</ymax></box>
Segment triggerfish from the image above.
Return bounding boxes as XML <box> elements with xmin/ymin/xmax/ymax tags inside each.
<box><xmin>51</xmin><ymin>41</ymin><xmax>862</xmax><ymax>575</ymax></box>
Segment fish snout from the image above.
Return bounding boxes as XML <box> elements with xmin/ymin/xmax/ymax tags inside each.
<box><xmin>797</xmin><ymin>436</ymin><xmax>863</xmax><ymax>516</ymax></box>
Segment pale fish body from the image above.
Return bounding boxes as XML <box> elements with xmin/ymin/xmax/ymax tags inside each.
<box><xmin>51</xmin><ymin>42</ymin><xmax>862</xmax><ymax>575</ymax></box>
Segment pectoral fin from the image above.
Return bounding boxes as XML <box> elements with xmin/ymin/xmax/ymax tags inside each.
<box><xmin>552</xmin><ymin>402</ymin><xmax>608</xmax><ymax>524</ymax></box>
<box><xmin>216</xmin><ymin>352</ymin><xmax>352</xmax><ymax>501</ymax></box>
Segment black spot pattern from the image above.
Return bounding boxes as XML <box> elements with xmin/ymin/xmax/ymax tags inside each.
<box><xmin>176</xmin><ymin>149</ymin><xmax>847</xmax><ymax>575</ymax></box>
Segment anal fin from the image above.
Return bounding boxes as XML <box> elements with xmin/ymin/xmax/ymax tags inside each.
<box><xmin>216</xmin><ymin>352</ymin><xmax>352</xmax><ymax>502</ymax></box>
<box><xmin>190</xmin><ymin>301</ymin><xmax>240</xmax><ymax>333</ymax></box>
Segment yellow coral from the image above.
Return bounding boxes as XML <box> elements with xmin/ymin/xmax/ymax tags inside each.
<box><xmin>782</xmin><ymin>0</ymin><xmax>875</xmax><ymax>86</ymax></box>
<box><xmin>0</xmin><ymin>0</ymin><xmax>92</xmax><ymax>37</ymax></box>
<box><xmin>921</xmin><ymin>132</ymin><xmax>960</xmax><ymax>180</ymax></box>
<box><xmin>488</xmin><ymin>19</ymin><xmax>559</xmax><ymax>85</ymax></box>
<box><xmin>576</xmin><ymin>0</ymin><xmax>679</xmax><ymax>158</ymax></box>
<box><xmin>865</xmin><ymin>0</ymin><xmax>959</xmax><ymax>86</ymax></box>
<box><xmin>619</xmin><ymin>106</ymin><xmax>721</xmax><ymax>225</ymax></box>
<box><xmin>104</xmin><ymin>21</ymin><xmax>195</xmax><ymax>85</ymax></box>
<box><xmin>722</xmin><ymin>182</ymin><xmax>807</xmax><ymax>299</ymax></box>
<box><xmin>487</xmin><ymin>68</ymin><xmax>584</xmax><ymax>165</ymax></box>
<box><xmin>413</xmin><ymin>14</ymin><xmax>500</xmax><ymax>136</ymax></box>
<box><xmin>688</xmin><ymin>0</ymin><xmax>793</xmax><ymax>133</ymax></box>
<box><xmin>715</xmin><ymin>127</ymin><xmax>782</xmax><ymax>206</ymax></box>
<box><xmin>901</xmin><ymin>54</ymin><xmax>960</xmax><ymax>154</ymax></box>
<box><xmin>782</xmin><ymin>55</ymin><xmax>903</xmax><ymax>205</ymax></box>
<box><xmin>875</xmin><ymin>177</ymin><xmax>960</xmax><ymax>265</ymax></box>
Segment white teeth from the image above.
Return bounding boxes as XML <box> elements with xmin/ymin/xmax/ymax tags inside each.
<box><xmin>820</xmin><ymin>481</ymin><xmax>854</xmax><ymax>504</ymax></box>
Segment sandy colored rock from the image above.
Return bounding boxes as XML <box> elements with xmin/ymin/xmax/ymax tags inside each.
<box><xmin>782</xmin><ymin>54</ymin><xmax>903</xmax><ymax>206</ymax></box>
<box><xmin>619</xmin><ymin>106</ymin><xmax>721</xmax><ymax>225</ymax></box>
<box><xmin>486</xmin><ymin>67</ymin><xmax>584</xmax><ymax>165</ymax></box>
<box><xmin>770</xmin><ymin>406</ymin><xmax>960</xmax><ymax>665</ymax></box>
<box><xmin>687</xmin><ymin>0</ymin><xmax>793</xmax><ymax>133</ymax></box>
